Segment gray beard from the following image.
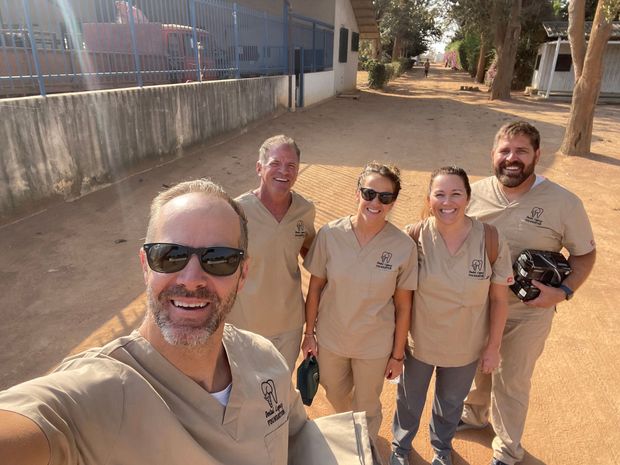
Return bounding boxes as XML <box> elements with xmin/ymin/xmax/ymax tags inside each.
<box><xmin>146</xmin><ymin>281</ymin><xmax>239</xmax><ymax>347</ymax></box>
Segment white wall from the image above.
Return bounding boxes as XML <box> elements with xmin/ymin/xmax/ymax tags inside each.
<box><xmin>303</xmin><ymin>70</ymin><xmax>335</xmax><ymax>106</ymax></box>
<box><xmin>533</xmin><ymin>41</ymin><xmax>620</xmax><ymax>96</ymax></box>
<box><xmin>333</xmin><ymin>0</ymin><xmax>359</xmax><ymax>93</ymax></box>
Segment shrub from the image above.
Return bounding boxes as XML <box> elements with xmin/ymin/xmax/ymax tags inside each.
<box><xmin>367</xmin><ymin>60</ymin><xmax>389</xmax><ymax>89</ymax></box>
<box><xmin>398</xmin><ymin>57</ymin><xmax>413</xmax><ymax>71</ymax></box>
<box><xmin>367</xmin><ymin>59</ymin><xmax>410</xmax><ymax>89</ymax></box>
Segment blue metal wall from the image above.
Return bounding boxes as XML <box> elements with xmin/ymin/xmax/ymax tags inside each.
<box><xmin>0</xmin><ymin>0</ymin><xmax>334</xmax><ymax>97</ymax></box>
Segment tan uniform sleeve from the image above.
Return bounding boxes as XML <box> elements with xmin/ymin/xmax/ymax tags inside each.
<box><xmin>303</xmin><ymin>225</ymin><xmax>328</xmax><ymax>278</ymax></box>
<box><xmin>396</xmin><ymin>241</ymin><xmax>418</xmax><ymax>291</ymax></box>
<box><xmin>563</xmin><ymin>198</ymin><xmax>596</xmax><ymax>256</ymax></box>
<box><xmin>288</xmin><ymin>412</ymin><xmax>374</xmax><ymax>465</ymax></box>
<box><xmin>491</xmin><ymin>232</ymin><xmax>514</xmax><ymax>285</ymax></box>
<box><xmin>0</xmin><ymin>359</ymin><xmax>125</xmax><ymax>465</ymax></box>
<box><xmin>302</xmin><ymin>203</ymin><xmax>317</xmax><ymax>251</ymax></box>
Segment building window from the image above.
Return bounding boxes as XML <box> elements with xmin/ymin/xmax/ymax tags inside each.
<box><xmin>555</xmin><ymin>54</ymin><xmax>572</xmax><ymax>72</ymax></box>
<box><xmin>339</xmin><ymin>27</ymin><xmax>348</xmax><ymax>63</ymax></box>
<box><xmin>535</xmin><ymin>54</ymin><xmax>541</xmax><ymax>70</ymax></box>
<box><xmin>351</xmin><ymin>32</ymin><xmax>359</xmax><ymax>52</ymax></box>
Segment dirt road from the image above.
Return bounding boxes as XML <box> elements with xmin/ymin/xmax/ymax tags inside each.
<box><xmin>1</xmin><ymin>63</ymin><xmax>619</xmax><ymax>464</ymax></box>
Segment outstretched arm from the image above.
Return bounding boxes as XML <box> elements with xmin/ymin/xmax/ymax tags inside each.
<box><xmin>0</xmin><ymin>410</ymin><xmax>50</xmax><ymax>465</ymax></box>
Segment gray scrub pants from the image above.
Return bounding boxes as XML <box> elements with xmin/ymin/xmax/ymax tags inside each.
<box><xmin>391</xmin><ymin>356</ymin><xmax>479</xmax><ymax>456</ymax></box>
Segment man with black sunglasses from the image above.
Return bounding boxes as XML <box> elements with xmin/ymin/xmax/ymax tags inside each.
<box><xmin>228</xmin><ymin>135</ymin><xmax>316</xmax><ymax>373</ymax></box>
<box><xmin>0</xmin><ymin>179</ymin><xmax>372</xmax><ymax>465</ymax></box>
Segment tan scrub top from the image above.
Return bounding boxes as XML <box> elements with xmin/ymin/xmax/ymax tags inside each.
<box><xmin>467</xmin><ymin>176</ymin><xmax>595</xmax><ymax>313</ymax></box>
<box><xmin>304</xmin><ymin>216</ymin><xmax>418</xmax><ymax>359</ymax></box>
<box><xmin>228</xmin><ymin>191</ymin><xmax>316</xmax><ymax>336</ymax></box>
<box><xmin>411</xmin><ymin>217</ymin><xmax>513</xmax><ymax>367</ymax></box>
<box><xmin>0</xmin><ymin>325</ymin><xmax>307</xmax><ymax>465</ymax></box>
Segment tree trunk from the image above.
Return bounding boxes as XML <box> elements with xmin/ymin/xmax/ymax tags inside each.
<box><xmin>475</xmin><ymin>33</ymin><xmax>487</xmax><ymax>83</ymax></box>
<box><xmin>392</xmin><ymin>35</ymin><xmax>403</xmax><ymax>60</ymax></box>
<box><xmin>371</xmin><ymin>39</ymin><xmax>380</xmax><ymax>60</ymax></box>
<box><xmin>559</xmin><ymin>0</ymin><xmax>617</xmax><ymax>156</ymax></box>
<box><xmin>568</xmin><ymin>0</ymin><xmax>586</xmax><ymax>80</ymax></box>
<box><xmin>490</xmin><ymin>0</ymin><xmax>522</xmax><ymax>100</ymax></box>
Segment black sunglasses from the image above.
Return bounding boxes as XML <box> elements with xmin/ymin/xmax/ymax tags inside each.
<box><xmin>359</xmin><ymin>187</ymin><xmax>397</xmax><ymax>205</ymax></box>
<box><xmin>143</xmin><ymin>243</ymin><xmax>245</xmax><ymax>276</ymax></box>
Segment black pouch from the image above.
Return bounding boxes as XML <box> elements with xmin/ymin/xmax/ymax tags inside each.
<box><xmin>510</xmin><ymin>249</ymin><xmax>572</xmax><ymax>301</ymax></box>
<box><xmin>296</xmin><ymin>355</ymin><xmax>320</xmax><ymax>406</ymax></box>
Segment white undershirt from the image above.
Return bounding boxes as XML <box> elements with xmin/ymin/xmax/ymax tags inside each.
<box><xmin>533</xmin><ymin>174</ymin><xmax>546</xmax><ymax>188</ymax></box>
<box><xmin>210</xmin><ymin>383</ymin><xmax>232</xmax><ymax>406</ymax></box>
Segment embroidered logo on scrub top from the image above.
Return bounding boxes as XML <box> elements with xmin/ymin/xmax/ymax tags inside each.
<box><xmin>261</xmin><ymin>379</ymin><xmax>285</xmax><ymax>426</ymax></box>
<box><xmin>525</xmin><ymin>207</ymin><xmax>544</xmax><ymax>226</ymax></box>
<box><xmin>468</xmin><ymin>259</ymin><xmax>484</xmax><ymax>279</ymax></box>
<box><xmin>294</xmin><ymin>220</ymin><xmax>306</xmax><ymax>237</ymax></box>
<box><xmin>376</xmin><ymin>251</ymin><xmax>393</xmax><ymax>270</ymax></box>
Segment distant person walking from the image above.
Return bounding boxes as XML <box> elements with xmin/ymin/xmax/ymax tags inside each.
<box><xmin>424</xmin><ymin>59</ymin><xmax>430</xmax><ymax>78</ymax></box>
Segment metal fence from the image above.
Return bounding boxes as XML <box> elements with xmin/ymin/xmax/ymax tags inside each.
<box><xmin>0</xmin><ymin>0</ymin><xmax>334</xmax><ymax>98</ymax></box>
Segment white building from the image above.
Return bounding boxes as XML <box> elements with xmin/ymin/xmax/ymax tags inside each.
<box><xmin>530</xmin><ymin>21</ymin><xmax>620</xmax><ymax>99</ymax></box>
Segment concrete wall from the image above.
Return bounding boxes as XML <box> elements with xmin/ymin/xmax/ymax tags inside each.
<box><xmin>333</xmin><ymin>0</ymin><xmax>359</xmax><ymax>93</ymax></box>
<box><xmin>0</xmin><ymin>76</ymin><xmax>288</xmax><ymax>220</ymax></box>
<box><xmin>303</xmin><ymin>70</ymin><xmax>335</xmax><ymax>106</ymax></box>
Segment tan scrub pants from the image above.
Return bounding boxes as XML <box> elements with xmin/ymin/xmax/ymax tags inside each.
<box><xmin>318</xmin><ymin>346</ymin><xmax>389</xmax><ymax>440</ymax></box>
<box><xmin>266</xmin><ymin>327</ymin><xmax>303</xmax><ymax>374</ymax></box>
<box><xmin>462</xmin><ymin>307</ymin><xmax>555</xmax><ymax>465</ymax></box>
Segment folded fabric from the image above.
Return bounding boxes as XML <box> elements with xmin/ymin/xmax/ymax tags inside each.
<box><xmin>288</xmin><ymin>411</ymin><xmax>375</xmax><ymax>465</ymax></box>
<box><xmin>297</xmin><ymin>355</ymin><xmax>319</xmax><ymax>406</ymax></box>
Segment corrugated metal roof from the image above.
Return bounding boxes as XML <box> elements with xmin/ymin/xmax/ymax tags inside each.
<box><xmin>351</xmin><ymin>0</ymin><xmax>379</xmax><ymax>39</ymax></box>
<box><xmin>543</xmin><ymin>21</ymin><xmax>620</xmax><ymax>39</ymax></box>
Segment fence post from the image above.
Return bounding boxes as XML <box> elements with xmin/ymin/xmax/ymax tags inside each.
<box><xmin>312</xmin><ymin>22</ymin><xmax>316</xmax><ymax>72</ymax></box>
<box><xmin>232</xmin><ymin>3</ymin><xmax>240</xmax><ymax>79</ymax></box>
<box><xmin>299</xmin><ymin>47</ymin><xmax>304</xmax><ymax>108</ymax></box>
<box><xmin>284</xmin><ymin>1</ymin><xmax>292</xmax><ymax>109</ymax></box>
<box><xmin>282</xmin><ymin>1</ymin><xmax>289</xmax><ymax>75</ymax></box>
<box><xmin>263</xmin><ymin>11</ymin><xmax>268</xmax><ymax>75</ymax></box>
<box><xmin>190</xmin><ymin>0</ymin><xmax>201</xmax><ymax>82</ymax></box>
<box><xmin>127</xmin><ymin>0</ymin><xmax>143</xmax><ymax>87</ymax></box>
<box><xmin>545</xmin><ymin>37</ymin><xmax>561</xmax><ymax>99</ymax></box>
<box><xmin>21</xmin><ymin>0</ymin><xmax>46</xmax><ymax>96</ymax></box>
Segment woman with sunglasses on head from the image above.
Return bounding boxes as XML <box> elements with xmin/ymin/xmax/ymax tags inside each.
<box><xmin>302</xmin><ymin>161</ymin><xmax>418</xmax><ymax>441</ymax></box>
<box><xmin>389</xmin><ymin>166</ymin><xmax>512</xmax><ymax>465</ymax></box>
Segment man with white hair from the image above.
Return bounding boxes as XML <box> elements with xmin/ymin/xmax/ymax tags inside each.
<box><xmin>228</xmin><ymin>135</ymin><xmax>315</xmax><ymax>372</ymax></box>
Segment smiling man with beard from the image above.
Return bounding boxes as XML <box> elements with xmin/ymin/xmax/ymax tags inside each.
<box><xmin>0</xmin><ymin>180</ymin><xmax>374</xmax><ymax>465</ymax></box>
<box><xmin>456</xmin><ymin>122</ymin><xmax>596</xmax><ymax>465</ymax></box>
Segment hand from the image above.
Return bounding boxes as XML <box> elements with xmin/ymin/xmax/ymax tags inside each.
<box><xmin>301</xmin><ymin>334</ymin><xmax>318</xmax><ymax>358</ymax></box>
<box><xmin>524</xmin><ymin>280</ymin><xmax>567</xmax><ymax>308</ymax></box>
<box><xmin>480</xmin><ymin>345</ymin><xmax>500</xmax><ymax>374</ymax></box>
<box><xmin>384</xmin><ymin>357</ymin><xmax>404</xmax><ymax>380</ymax></box>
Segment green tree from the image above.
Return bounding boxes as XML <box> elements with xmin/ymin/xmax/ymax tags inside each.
<box><xmin>445</xmin><ymin>0</ymin><xmax>553</xmax><ymax>96</ymax></box>
<box><xmin>376</xmin><ymin>0</ymin><xmax>442</xmax><ymax>60</ymax></box>
<box><xmin>446</xmin><ymin>0</ymin><xmax>493</xmax><ymax>82</ymax></box>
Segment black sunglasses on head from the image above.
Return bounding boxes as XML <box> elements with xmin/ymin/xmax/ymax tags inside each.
<box><xmin>359</xmin><ymin>187</ymin><xmax>397</xmax><ymax>205</ymax></box>
<box><xmin>143</xmin><ymin>243</ymin><xmax>244</xmax><ymax>276</ymax></box>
